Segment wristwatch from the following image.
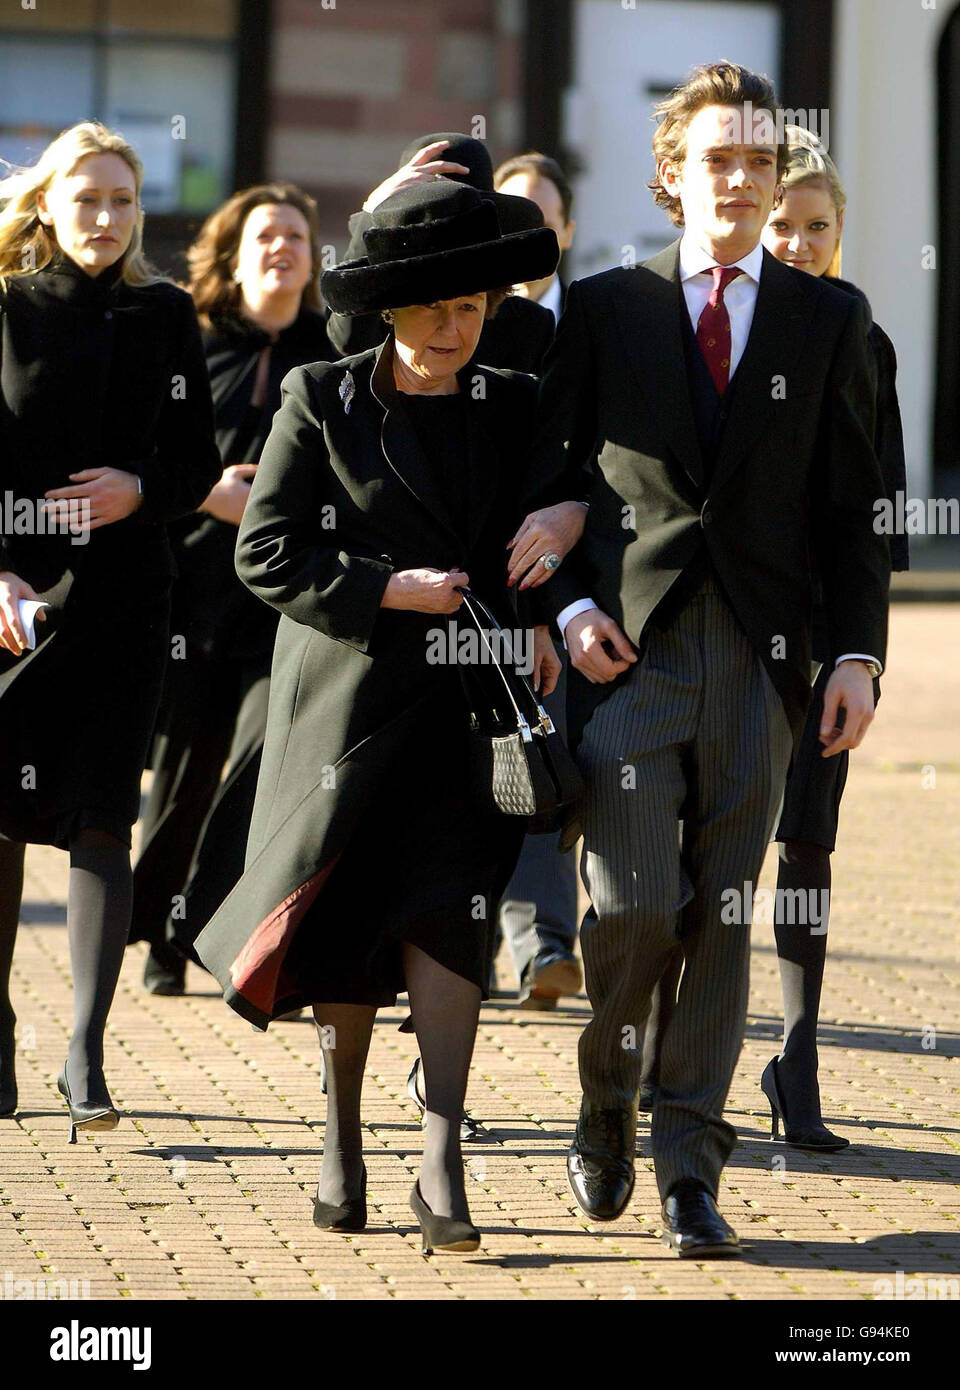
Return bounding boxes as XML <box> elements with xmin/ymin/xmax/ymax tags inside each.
<box><xmin>849</xmin><ymin>658</ymin><xmax>881</xmax><ymax>678</ymax></box>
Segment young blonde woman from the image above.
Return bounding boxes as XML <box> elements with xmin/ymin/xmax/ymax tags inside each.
<box><xmin>756</xmin><ymin>127</ymin><xmax>908</xmax><ymax>1148</ymax></box>
<box><xmin>0</xmin><ymin>123</ymin><xmax>220</xmax><ymax>1135</ymax></box>
<box><xmin>129</xmin><ymin>183</ymin><xmax>333</xmax><ymax>996</ymax></box>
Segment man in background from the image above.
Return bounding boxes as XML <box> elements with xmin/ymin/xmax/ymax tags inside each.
<box><xmin>492</xmin><ymin>152</ymin><xmax>582</xmax><ymax>1010</ymax></box>
<box><xmin>495</xmin><ymin>152</ymin><xmax>576</xmax><ymax>324</ymax></box>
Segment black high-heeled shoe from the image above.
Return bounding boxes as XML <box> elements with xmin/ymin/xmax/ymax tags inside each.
<box><xmin>57</xmin><ymin>1069</ymin><xmax>119</xmax><ymax>1144</ymax></box>
<box><xmin>410</xmin><ymin>1181</ymin><xmax>480</xmax><ymax>1256</ymax></box>
<box><xmin>406</xmin><ymin>1057</ymin><xmax>482</xmax><ymax>1143</ymax></box>
<box><xmin>312</xmin><ymin>1163</ymin><xmax>367</xmax><ymax>1232</ymax></box>
<box><xmin>0</xmin><ymin>1016</ymin><xmax>17</xmax><ymax>1117</ymax></box>
<box><xmin>760</xmin><ymin>1055</ymin><xmax>849</xmax><ymax>1152</ymax></box>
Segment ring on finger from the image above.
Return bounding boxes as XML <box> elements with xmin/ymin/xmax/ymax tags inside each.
<box><xmin>539</xmin><ymin>552</ymin><xmax>561</xmax><ymax>571</ymax></box>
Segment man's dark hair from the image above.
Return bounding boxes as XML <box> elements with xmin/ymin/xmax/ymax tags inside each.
<box><xmin>494</xmin><ymin>151</ymin><xmax>574</xmax><ymax>224</ymax></box>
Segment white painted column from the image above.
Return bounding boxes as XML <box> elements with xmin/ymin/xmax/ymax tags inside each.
<box><xmin>832</xmin><ymin>0</ymin><xmax>948</xmax><ymax>498</ymax></box>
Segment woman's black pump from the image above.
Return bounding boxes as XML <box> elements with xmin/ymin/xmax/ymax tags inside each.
<box><xmin>0</xmin><ymin>1017</ymin><xmax>17</xmax><ymax>1117</ymax></box>
<box><xmin>56</xmin><ymin>1069</ymin><xmax>119</xmax><ymax>1144</ymax></box>
<box><xmin>312</xmin><ymin>1163</ymin><xmax>367</xmax><ymax>1232</ymax></box>
<box><xmin>409</xmin><ymin>1181</ymin><xmax>480</xmax><ymax>1256</ymax></box>
<box><xmin>760</xmin><ymin>1055</ymin><xmax>849</xmax><ymax>1153</ymax></box>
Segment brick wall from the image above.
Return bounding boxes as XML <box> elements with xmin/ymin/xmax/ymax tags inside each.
<box><xmin>266</xmin><ymin>0</ymin><xmax>525</xmax><ymax>256</ymax></box>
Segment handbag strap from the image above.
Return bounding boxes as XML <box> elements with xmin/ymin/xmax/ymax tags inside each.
<box><xmin>456</xmin><ymin>588</ymin><xmax>553</xmax><ymax>735</ymax></box>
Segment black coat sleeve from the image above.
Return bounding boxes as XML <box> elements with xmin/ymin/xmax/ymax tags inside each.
<box><xmin>815</xmin><ymin>297</ymin><xmax>891</xmax><ymax>666</ymax></box>
<box><xmin>0</xmin><ymin>299</ymin><xmax>12</xmax><ymax>574</ymax></box>
<box><xmin>133</xmin><ymin>290</ymin><xmax>222</xmax><ymax>524</ymax></box>
<box><xmin>870</xmin><ymin>322</ymin><xmax>910</xmax><ymax>572</ymax></box>
<box><xmin>235</xmin><ymin>366</ymin><xmax>393</xmax><ymax>651</ymax></box>
<box><xmin>524</xmin><ymin>280</ymin><xmax>603</xmax><ymax>627</ymax></box>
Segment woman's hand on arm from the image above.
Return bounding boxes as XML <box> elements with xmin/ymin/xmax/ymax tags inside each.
<box><xmin>42</xmin><ymin>467</ymin><xmax>141</xmax><ymax>531</ymax></box>
<box><xmin>507</xmin><ymin>500</ymin><xmax>588</xmax><ymax>590</ymax></box>
<box><xmin>380</xmin><ymin>568</ymin><xmax>470</xmax><ymax>614</ymax></box>
<box><xmin>0</xmin><ymin>571</ymin><xmax>45</xmax><ymax>656</ymax></box>
<box><xmin>201</xmin><ymin>464</ymin><xmax>258</xmax><ymax>526</ymax></box>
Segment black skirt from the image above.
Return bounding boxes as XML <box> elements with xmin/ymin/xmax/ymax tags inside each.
<box><xmin>282</xmin><ymin>681</ymin><xmax>526</xmax><ymax>1006</ymax></box>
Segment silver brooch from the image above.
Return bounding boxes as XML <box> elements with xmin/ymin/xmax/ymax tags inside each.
<box><xmin>339</xmin><ymin>370</ymin><xmax>355</xmax><ymax>415</ymax></box>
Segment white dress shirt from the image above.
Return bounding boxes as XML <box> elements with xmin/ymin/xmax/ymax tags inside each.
<box><xmin>554</xmin><ymin>235</ymin><xmax>882</xmax><ymax>674</ymax></box>
<box><xmin>536</xmin><ymin>275</ymin><xmax>563</xmax><ymax>325</ymax></box>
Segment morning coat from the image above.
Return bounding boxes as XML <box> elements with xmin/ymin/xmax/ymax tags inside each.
<box><xmin>528</xmin><ymin>239</ymin><xmax>892</xmax><ymax>751</ymax></box>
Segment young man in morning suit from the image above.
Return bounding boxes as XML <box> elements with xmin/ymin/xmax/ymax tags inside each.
<box><xmin>529</xmin><ymin>62</ymin><xmax>890</xmax><ymax>1256</ymax></box>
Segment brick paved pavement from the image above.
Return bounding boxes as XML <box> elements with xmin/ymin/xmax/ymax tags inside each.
<box><xmin>0</xmin><ymin>605</ymin><xmax>957</xmax><ymax>1300</ymax></box>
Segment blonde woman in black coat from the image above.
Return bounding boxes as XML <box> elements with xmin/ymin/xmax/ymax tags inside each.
<box><xmin>0</xmin><ymin>123</ymin><xmax>220</xmax><ymax>1136</ymax></box>
<box><xmin>197</xmin><ymin>180</ymin><xmax>563</xmax><ymax>1252</ymax></box>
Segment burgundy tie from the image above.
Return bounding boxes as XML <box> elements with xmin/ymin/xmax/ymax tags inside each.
<box><xmin>696</xmin><ymin>266</ymin><xmax>742</xmax><ymax>395</ymax></box>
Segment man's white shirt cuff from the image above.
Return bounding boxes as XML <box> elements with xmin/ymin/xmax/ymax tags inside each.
<box><xmin>557</xmin><ymin>597</ymin><xmax>598</xmax><ymax>645</ymax></box>
<box><xmin>835</xmin><ymin>653</ymin><xmax>883</xmax><ymax>675</ymax></box>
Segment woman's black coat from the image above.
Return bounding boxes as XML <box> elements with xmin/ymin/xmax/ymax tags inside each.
<box><xmin>165</xmin><ymin>305</ymin><xmax>336</xmax><ymax>667</ymax></box>
<box><xmin>826</xmin><ymin>278</ymin><xmax>909</xmax><ymax>572</ymax></box>
<box><xmin>0</xmin><ymin>252</ymin><xmax>221</xmax><ymax>846</ymax></box>
<box><xmin>195</xmin><ymin>337</ymin><xmax>542</xmax><ymax>1026</ymax></box>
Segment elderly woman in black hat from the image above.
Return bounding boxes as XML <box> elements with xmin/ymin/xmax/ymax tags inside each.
<box><xmin>326</xmin><ymin>132</ymin><xmax>556</xmax><ymax>373</ymax></box>
<box><xmin>196</xmin><ymin>180</ymin><xmax>565</xmax><ymax>1254</ymax></box>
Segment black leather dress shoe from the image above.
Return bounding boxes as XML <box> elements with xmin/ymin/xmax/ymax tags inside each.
<box><xmin>142</xmin><ymin>941</ymin><xmax>186</xmax><ymax>996</ymax></box>
<box><xmin>567</xmin><ymin>1107</ymin><xmax>636</xmax><ymax>1221</ymax></box>
<box><xmin>661</xmin><ymin>1180</ymin><xmax>741</xmax><ymax>1258</ymax></box>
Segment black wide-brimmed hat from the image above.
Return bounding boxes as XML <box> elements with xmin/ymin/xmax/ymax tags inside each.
<box><xmin>320</xmin><ymin>179</ymin><xmax>559</xmax><ymax>317</ymax></box>
<box><xmin>398</xmin><ymin>132</ymin><xmax>543</xmax><ymax>235</ymax></box>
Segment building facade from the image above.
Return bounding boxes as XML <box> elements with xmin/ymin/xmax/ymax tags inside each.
<box><xmin>1</xmin><ymin>0</ymin><xmax>955</xmax><ymax>509</ymax></box>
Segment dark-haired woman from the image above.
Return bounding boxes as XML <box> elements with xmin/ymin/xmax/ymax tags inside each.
<box><xmin>130</xmin><ymin>184</ymin><xmax>334</xmax><ymax>994</ymax></box>
<box><xmin>195</xmin><ymin>179</ymin><xmax>564</xmax><ymax>1252</ymax></box>
<box><xmin>0</xmin><ymin>123</ymin><xmax>220</xmax><ymax>1133</ymax></box>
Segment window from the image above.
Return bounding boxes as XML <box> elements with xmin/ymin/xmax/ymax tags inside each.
<box><xmin>0</xmin><ymin>0</ymin><xmax>238</xmax><ymax>215</ymax></box>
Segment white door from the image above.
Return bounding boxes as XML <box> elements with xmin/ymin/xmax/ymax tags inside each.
<box><xmin>564</xmin><ymin>0</ymin><xmax>781</xmax><ymax>277</ymax></box>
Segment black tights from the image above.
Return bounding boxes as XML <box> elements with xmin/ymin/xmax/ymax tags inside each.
<box><xmin>773</xmin><ymin>838</ymin><xmax>831</xmax><ymax>1125</ymax></box>
<box><xmin>0</xmin><ymin>829</ymin><xmax>132</xmax><ymax>1107</ymax></box>
<box><xmin>641</xmin><ymin>838</ymin><xmax>832</xmax><ymax>1127</ymax></box>
<box><xmin>0</xmin><ymin>840</ymin><xmax>25</xmax><ymax>1104</ymax></box>
<box><xmin>313</xmin><ymin>943</ymin><xmax>481</xmax><ymax>1222</ymax></box>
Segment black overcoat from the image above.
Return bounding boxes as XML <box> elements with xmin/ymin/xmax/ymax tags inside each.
<box><xmin>826</xmin><ymin>277</ymin><xmax>909</xmax><ymax>573</ymax></box>
<box><xmin>164</xmin><ymin>306</ymin><xmax>336</xmax><ymax>669</ymax></box>
<box><xmin>529</xmin><ymin>240</ymin><xmax>891</xmax><ymax>750</ymax></box>
<box><xmin>195</xmin><ymin>338</ymin><xmax>543</xmax><ymax>1027</ymax></box>
<box><xmin>0</xmin><ymin>252</ymin><xmax>221</xmax><ymax>847</ymax></box>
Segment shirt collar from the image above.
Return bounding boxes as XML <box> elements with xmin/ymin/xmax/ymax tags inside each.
<box><xmin>679</xmin><ymin>232</ymin><xmax>764</xmax><ymax>286</ymax></box>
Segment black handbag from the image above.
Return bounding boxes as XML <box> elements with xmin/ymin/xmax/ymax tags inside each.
<box><xmin>456</xmin><ymin>588</ymin><xmax>583</xmax><ymax>834</ymax></box>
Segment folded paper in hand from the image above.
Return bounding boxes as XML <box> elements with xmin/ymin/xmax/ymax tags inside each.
<box><xmin>18</xmin><ymin>599</ymin><xmax>51</xmax><ymax>650</ymax></box>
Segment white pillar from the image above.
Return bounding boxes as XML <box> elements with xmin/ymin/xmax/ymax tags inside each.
<box><xmin>832</xmin><ymin>0</ymin><xmax>949</xmax><ymax>499</ymax></box>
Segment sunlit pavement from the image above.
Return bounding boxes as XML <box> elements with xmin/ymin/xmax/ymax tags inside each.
<box><xmin>1</xmin><ymin>604</ymin><xmax>956</xmax><ymax>1300</ymax></box>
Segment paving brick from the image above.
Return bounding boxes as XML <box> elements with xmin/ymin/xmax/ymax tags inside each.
<box><xmin>1</xmin><ymin>606</ymin><xmax>956</xmax><ymax>1299</ymax></box>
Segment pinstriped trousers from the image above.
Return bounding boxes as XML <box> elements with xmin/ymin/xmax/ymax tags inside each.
<box><xmin>576</xmin><ymin>576</ymin><xmax>793</xmax><ymax>1198</ymax></box>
